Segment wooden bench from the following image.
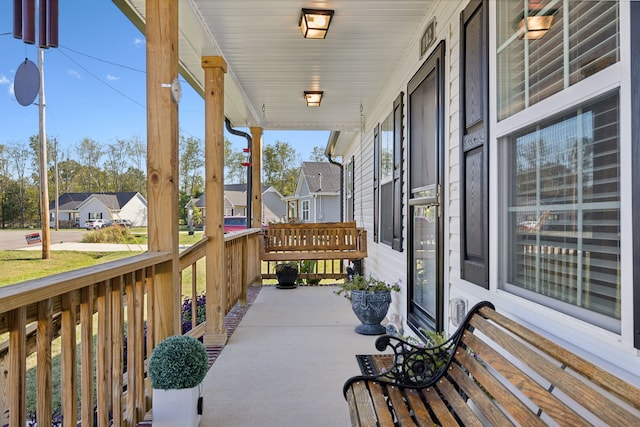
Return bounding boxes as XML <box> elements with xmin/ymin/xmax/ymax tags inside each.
<box><xmin>261</xmin><ymin>222</ymin><xmax>367</xmax><ymax>280</ymax></box>
<box><xmin>343</xmin><ymin>301</ymin><xmax>640</xmax><ymax>426</ymax></box>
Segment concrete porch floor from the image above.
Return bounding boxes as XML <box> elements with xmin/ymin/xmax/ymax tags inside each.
<box><xmin>199</xmin><ymin>285</ymin><xmax>388</xmax><ymax>427</ymax></box>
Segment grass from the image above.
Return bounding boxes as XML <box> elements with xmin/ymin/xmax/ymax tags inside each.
<box><xmin>0</xmin><ymin>250</ymin><xmax>142</xmax><ymax>287</ymax></box>
<box><xmin>0</xmin><ymin>230</ymin><xmax>207</xmax><ymax>287</ymax></box>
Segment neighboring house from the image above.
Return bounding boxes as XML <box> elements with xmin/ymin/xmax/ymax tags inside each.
<box><xmin>48</xmin><ymin>192</ymin><xmax>91</xmax><ymax>228</ymax></box>
<box><xmin>187</xmin><ymin>184</ymin><xmax>286</xmax><ymax>225</ymax></box>
<box><xmin>224</xmin><ymin>190</ymin><xmax>247</xmax><ymax>217</ymax></box>
<box><xmin>288</xmin><ymin>162</ymin><xmax>341</xmax><ymax>223</ymax></box>
<box><xmin>261</xmin><ymin>186</ymin><xmax>286</xmax><ymax>224</ymax></box>
<box><xmin>50</xmin><ymin>192</ymin><xmax>147</xmax><ymax>228</ymax></box>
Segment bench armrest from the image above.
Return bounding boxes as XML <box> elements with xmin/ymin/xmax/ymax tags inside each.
<box><xmin>343</xmin><ymin>301</ymin><xmax>496</xmax><ymax>395</ymax></box>
<box><xmin>342</xmin><ymin>335</ymin><xmax>456</xmax><ymax>396</ymax></box>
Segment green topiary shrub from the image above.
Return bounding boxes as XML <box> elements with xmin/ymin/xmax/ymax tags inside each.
<box><xmin>148</xmin><ymin>335</ymin><xmax>209</xmax><ymax>389</ymax></box>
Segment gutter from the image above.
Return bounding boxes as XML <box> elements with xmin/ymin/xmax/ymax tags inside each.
<box><xmin>225</xmin><ymin>118</ymin><xmax>252</xmax><ymax>228</ymax></box>
<box><xmin>325</xmin><ymin>131</ymin><xmax>344</xmax><ymax>222</ymax></box>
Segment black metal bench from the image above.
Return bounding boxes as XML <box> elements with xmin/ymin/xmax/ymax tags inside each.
<box><xmin>343</xmin><ymin>301</ymin><xmax>640</xmax><ymax>426</ymax></box>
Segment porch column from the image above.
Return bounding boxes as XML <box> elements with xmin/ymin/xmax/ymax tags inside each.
<box><xmin>250</xmin><ymin>127</ymin><xmax>263</xmax><ymax>228</ymax></box>
<box><xmin>146</xmin><ymin>0</ymin><xmax>180</xmax><ymax>341</ymax></box>
<box><xmin>202</xmin><ymin>56</ymin><xmax>228</xmax><ymax>345</ymax></box>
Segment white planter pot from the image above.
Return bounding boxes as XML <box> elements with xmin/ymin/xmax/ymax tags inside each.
<box><xmin>153</xmin><ymin>385</ymin><xmax>202</xmax><ymax>427</ymax></box>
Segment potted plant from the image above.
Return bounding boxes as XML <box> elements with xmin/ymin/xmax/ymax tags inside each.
<box><xmin>335</xmin><ymin>274</ymin><xmax>401</xmax><ymax>335</ymax></box>
<box><xmin>298</xmin><ymin>259</ymin><xmax>321</xmax><ymax>285</ymax></box>
<box><xmin>148</xmin><ymin>335</ymin><xmax>209</xmax><ymax>427</ymax></box>
<box><xmin>275</xmin><ymin>261</ymin><xmax>298</xmax><ymax>289</ymax></box>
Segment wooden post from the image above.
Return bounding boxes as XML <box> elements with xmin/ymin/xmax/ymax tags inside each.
<box><xmin>146</xmin><ymin>0</ymin><xmax>180</xmax><ymax>341</ymax></box>
<box><xmin>250</xmin><ymin>127</ymin><xmax>263</xmax><ymax>228</ymax></box>
<box><xmin>202</xmin><ymin>56</ymin><xmax>228</xmax><ymax>346</ymax></box>
<box><xmin>8</xmin><ymin>307</ymin><xmax>26</xmax><ymax>427</ymax></box>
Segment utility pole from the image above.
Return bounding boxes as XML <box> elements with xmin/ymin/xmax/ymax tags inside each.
<box><xmin>38</xmin><ymin>46</ymin><xmax>51</xmax><ymax>259</ymax></box>
<box><xmin>54</xmin><ymin>137</ymin><xmax>59</xmax><ymax>231</ymax></box>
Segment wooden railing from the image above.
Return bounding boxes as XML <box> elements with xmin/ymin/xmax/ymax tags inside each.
<box><xmin>179</xmin><ymin>229</ymin><xmax>262</xmax><ymax>338</ymax></box>
<box><xmin>0</xmin><ymin>252</ymin><xmax>171</xmax><ymax>427</ymax></box>
<box><xmin>0</xmin><ymin>229</ymin><xmax>262</xmax><ymax>427</ymax></box>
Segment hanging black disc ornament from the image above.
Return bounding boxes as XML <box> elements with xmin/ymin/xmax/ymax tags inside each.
<box><xmin>14</xmin><ymin>59</ymin><xmax>40</xmax><ymax>106</ymax></box>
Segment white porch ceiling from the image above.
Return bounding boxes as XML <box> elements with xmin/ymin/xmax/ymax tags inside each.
<box><xmin>115</xmin><ymin>0</ymin><xmax>433</xmax><ymax>135</ymax></box>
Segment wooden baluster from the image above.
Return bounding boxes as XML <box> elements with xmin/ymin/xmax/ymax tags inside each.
<box><xmin>37</xmin><ymin>299</ymin><xmax>53</xmax><ymax>427</ymax></box>
<box><xmin>145</xmin><ymin>267</ymin><xmax>155</xmax><ymax>408</ymax></box>
<box><xmin>111</xmin><ymin>277</ymin><xmax>124</xmax><ymax>427</ymax></box>
<box><xmin>61</xmin><ymin>291</ymin><xmax>78</xmax><ymax>427</ymax></box>
<box><xmin>9</xmin><ymin>307</ymin><xmax>26</xmax><ymax>427</ymax></box>
<box><xmin>96</xmin><ymin>280</ymin><xmax>112</xmax><ymax>427</ymax></box>
<box><xmin>134</xmin><ymin>270</ymin><xmax>146</xmax><ymax>421</ymax></box>
<box><xmin>80</xmin><ymin>288</ymin><xmax>94</xmax><ymax>427</ymax></box>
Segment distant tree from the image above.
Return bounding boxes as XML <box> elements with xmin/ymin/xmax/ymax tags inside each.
<box><xmin>263</xmin><ymin>141</ymin><xmax>299</xmax><ymax>196</ymax></box>
<box><xmin>129</xmin><ymin>136</ymin><xmax>146</xmax><ymax>194</ymax></box>
<box><xmin>76</xmin><ymin>138</ymin><xmax>104</xmax><ymax>192</ymax></box>
<box><xmin>309</xmin><ymin>145</ymin><xmax>327</xmax><ymax>162</ymax></box>
<box><xmin>224</xmin><ymin>138</ymin><xmax>246</xmax><ymax>184</ymax></box>
<box><xmin>104</xmin><ymin>139</ymin><xmax>131</xmax><ymax>192</ymax></box>
<box><xmin>0</xmin><ymin>144</ymin><xmax>9</xmax><ymax>228</ymax></box>
<box><xmin>58</xmin><ymin>158</ymin><xmax>83</xmax><ymax>194</ymax></box>
<box><xmin>179</xmin><ymin>135</ymin><xmax>204</xmax><ymax>197</ymax></box>
<box><xmin>179</xmin><ymin>190</ymin><xmax>192</xmax><ymax>225</ymax></box>
<box><xmin>192</xmin><ymin>205</ymin><xmax>203</xmax><ymax>228</ymax></box>
<box><xmin>7</xmin><ymin>143</ymin><xmax>31</xmax><ymax>227</ymax></box>
<box><xmin>121</xmin><ymin>167</ymin><xmax>147</xmax><ymax>199</ymax></box>
<box><xmin>3</xmin><ymin>181</ymin><xmax>22</xmax><ymax>228</ymax></box>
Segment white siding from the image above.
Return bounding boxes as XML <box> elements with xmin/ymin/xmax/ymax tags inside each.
<box><xmin>337</xmin><ymin>0</ymin><xmax>640</xmax><ymax>384</ymax></box>
<box><xmin>78</xmin><ymin>198</ymin><xmax>111</xmax><ymax>228</ymax></box>
<box><xmin>119</xmin><ymin>194</ymin><xmax>148</xmax><ymax>226</ymax></box>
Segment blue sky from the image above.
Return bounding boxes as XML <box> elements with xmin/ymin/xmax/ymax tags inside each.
<box><xmin>0</xmin><ymin>1</ymin><xmax>329</xmax><ymax>162</ymax></box>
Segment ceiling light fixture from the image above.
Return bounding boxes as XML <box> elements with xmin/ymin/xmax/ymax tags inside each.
<box><xmin>514</xmin><ymin>2</ymin><xmax>556</xmax><ymax>40</ymax></box>
<box><xmin>304</xmin><ymin>91</ymin><xmax>323</xmax><ymax>107</ymax></box>
<box><xmin>299</xmin><ymin>8</ymin><xmax>334</xmax><ymax>39</ymax></box>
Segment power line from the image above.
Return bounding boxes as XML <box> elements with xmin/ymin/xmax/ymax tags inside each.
<box><xmin>6</xmin><ymin>37</ymin><xmax>205</xmax><ymax>140</ymax></box>
<box><xmin>59</xmin><ymin>45</ymin><xmax>145</xmax><ymax>74</ymax></box>
<box><xmin>58</xmin><ymin>48</ymin><xmax>203</xmax><ymax>140</ymax></box>
<box><xmin>56</xmin><ymin>48</ymin><xmax>146</xmax><ymax>109</ymax></box>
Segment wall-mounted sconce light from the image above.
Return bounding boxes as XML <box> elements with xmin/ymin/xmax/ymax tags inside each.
<box><xmin>514</xmin><ymin>4</ymin><xmax>556</xmax><ymax>40</ymax></box>
<box><xmin>299</xmin><ymin>8</ymin><xmax>334</xmax><ymax>39</ymax></box>
<box><xmin>304</xmin><ymin>91</ymin><xmax>323</xmax><ymax>107</ymax></box>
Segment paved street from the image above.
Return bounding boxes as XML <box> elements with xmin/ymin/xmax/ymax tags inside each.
<box><xmin>0</xmin><ymin>229</ymin><xmax>87</xmax><ymax>250</ymax></box>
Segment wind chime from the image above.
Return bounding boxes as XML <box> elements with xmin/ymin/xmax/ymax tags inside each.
<box><xmin>13</xmin><ymin>0</ymin><xmax>59</xmax><ymax>48</ymax></box>
<box><xmin>12</xmin><ymin>0</ymin><xmax>59</xmax><ymax>107</ymax></box>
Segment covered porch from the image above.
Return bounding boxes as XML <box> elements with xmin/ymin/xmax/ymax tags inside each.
<box><xmin>4</xmin><ymin>0</ymin><xmax>639</xmax><ymax>425</ymax></box>
<box><xmin>190</xmin><ymin>285</ymin><xmax>382</xmax><ymax>427</ymax></box>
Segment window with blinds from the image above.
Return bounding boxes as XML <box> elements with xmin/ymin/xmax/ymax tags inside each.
<box><xmin>497</xmin><ymin>0</ymin><xmax>619</xmax><ymax>121</ymax></box>
<box><xmin>379</xmin><ymin>112</ymin><xmax>394</xmax><ymax>246</ymax></box>
<box><xmin>502</xmin><ymin>91</ymin><xmax>620</xmax><ymax>331</ymax></box>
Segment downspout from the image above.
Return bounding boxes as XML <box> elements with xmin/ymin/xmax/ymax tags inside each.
<box><xmin>225</xmin><ymin>118</ymin><xmax>252</xmax><ymax>228</ymax></box>
<box><xmin>325</xmin><ymin>131</ymin><xmax>344</xmax><ymax>222</ymax></box>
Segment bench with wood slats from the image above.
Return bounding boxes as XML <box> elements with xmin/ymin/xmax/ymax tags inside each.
<box><xmin>260</xmin><ymin>221</ymin><xmax>367</xmax><ymax>261</ymax></box>
<box><xmin>343</xmin><ymin>301</ymin><xmax>640</xmax><ymax>426</ymax></box>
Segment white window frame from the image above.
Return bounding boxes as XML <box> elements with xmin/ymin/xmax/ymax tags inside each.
<box><xmin>301</xmin><ymin>200</ymin><xmax>310</xmax><ymax>222</ymax></box>
<box><xmin>489</xmin><ymin>1</ymin><xmax>633</xmax><ymax>342</ymax></box>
